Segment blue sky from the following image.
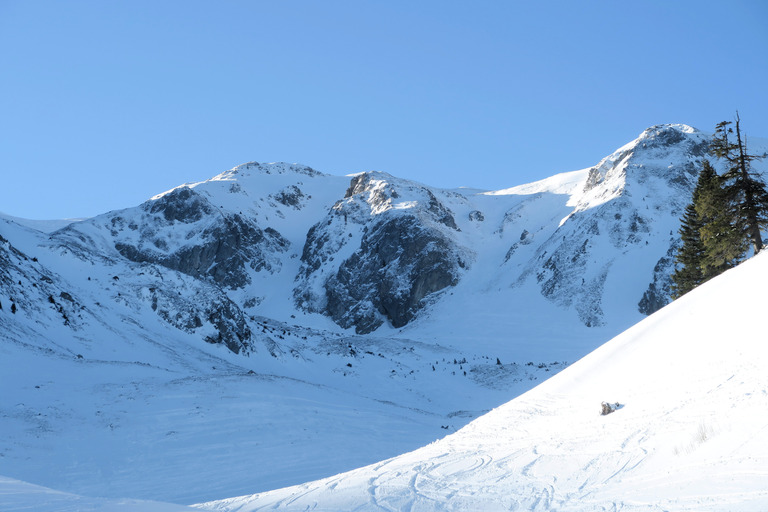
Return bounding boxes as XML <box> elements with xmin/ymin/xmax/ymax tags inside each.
<box><xmin>2</xmin><ymin>0</ymin><xmax>767</xmax><ymax>219</ymax></box>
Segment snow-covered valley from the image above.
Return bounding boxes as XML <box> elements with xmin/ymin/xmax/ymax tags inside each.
<box><xmin>1</xmin><ymin>124</ymin><xmax>767</xmax><ymax>510</ymax></box>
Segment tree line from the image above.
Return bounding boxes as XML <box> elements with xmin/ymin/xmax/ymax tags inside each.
<box><xmin>672</xmin><ymin>113</ymin><xmax>768</xmax><ymax>298</ymax></box>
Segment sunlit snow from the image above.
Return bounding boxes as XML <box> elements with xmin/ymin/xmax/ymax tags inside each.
<box><xmin>2</xmin><ymin>125</ymin><xmax>768</xmax><ymax>511</ymax></box>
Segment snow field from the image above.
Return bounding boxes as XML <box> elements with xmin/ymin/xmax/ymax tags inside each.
<box><xmin>0</xmin><ymin>475</ymin><xmax>196</xmax><ymax>512</ymax></box>
<box><xmin>201</xmin><ymin>251</ymin><xmax>768</xmax><ymax>511</ymax></box>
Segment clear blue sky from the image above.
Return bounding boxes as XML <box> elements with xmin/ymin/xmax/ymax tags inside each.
<box><xmin>2</xmin><ymin>0</ymin><xmax>767</xmax><ymax>219</ymax></box>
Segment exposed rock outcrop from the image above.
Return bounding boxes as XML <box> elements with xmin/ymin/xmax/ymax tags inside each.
<box><xmin>295</xmin><ymin>172</ymin><xmax>468</xmax><ymax>333</ymax></box>
<box><xmin>112</xmin><ymin>187</ymin><xmax>289</xmax><ymax>289</ymax></box>
<box><xmin>325</xmin><ymin>215</ymin><xmax>464</xmax><ymax>333</ymax></box>
<box><xmin>638</xmin><ymin>238</ymin><xmax>681</xmax><ymax>315</ymax></box>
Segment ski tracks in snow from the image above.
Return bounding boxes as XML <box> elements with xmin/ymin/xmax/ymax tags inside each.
<box><xmin>363</xmin><ymin>451</ymin><xmax>497</xmax><ymax>511</ymax></box>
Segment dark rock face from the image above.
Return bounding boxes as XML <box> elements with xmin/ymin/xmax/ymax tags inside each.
<box><xmin>344</xmin><ymin>174</ymin><xmax>372</xmax><ymax>199</ymax></box>
<box><xmin>147</xmin><ymin>187</ymin><xmax>212</xmax><ymax>223</ymax></box>
<box><xmin>202</xmin><ymin>299</ymin><xmax>252</xmax><ymax>355</ymax></box>
<box><xmin>468</xmin><ymin>210</ymin><xmax>484</xmax><ymax>222</ymax></box>
<box><xmin>296</xmin><ymin>172</ymin><xmax>467</xmax><ymax>334</ymax></box>
<box><xmin>638</xmin><ymin>239</ymin><xmax>680</xmax><ymax>315</ymax></box>
<box><xmin>646</xmin><ymin>125</ymin><xmax>685</xmax><ymax>146</ymax></box>
<box><xmin>115</xmin><ymin>188</ymin><xmax>289</xmax><ymax>289</ymax></box>
<box><xmin>148</xmin><ymin>284</ymin><xmax>252</xmax><ymax>354</ymax></box>
<box><xmin>324</xmin><ymin>215</ymin><xmax>463</xmax><ymax>333</ymax></box>
<box><xmin>426</xmin><ymin>190</ymin><xmax>459</xmax><ymax>230</ymax></box>
<box><xmin>272</xmin><ymin>185</ymin><xmax>305</xmax><ymax>209</ymax></box>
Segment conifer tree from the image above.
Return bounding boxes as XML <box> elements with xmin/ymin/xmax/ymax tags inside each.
<box><xmin>710</xmin><ymin>113</ymin><xmax>768</xmax><ymax>255</ymax></box>
<box><xmin>696</xmin><ymin>159</ymin><xmax>746</xmax><ymax>273</ymax></box>
<box><xmin>671</xmin><ymin>200</ymin><xmax>705</xmax><ymax>298</ymax></box>
<box><xmin>672</xmin><ymin>160</ymin><xmax>734</xmax><ymax>298</ymax></box>
<box><xmin>672</xmin><ymin>114</ymin><xmax>768</xmax><ymax>300</ymax></box>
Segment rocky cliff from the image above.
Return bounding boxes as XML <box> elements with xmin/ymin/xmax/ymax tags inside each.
<box><xmin>295</xmin><ymin>172</ymin><xmax>469</xmax><ymax>333</ymax></box>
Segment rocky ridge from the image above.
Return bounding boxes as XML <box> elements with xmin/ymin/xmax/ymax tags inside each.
<box><xmin>3</xmin><ymin>125</ymin><xmax>760</xmax><ymax>356</ymax></box>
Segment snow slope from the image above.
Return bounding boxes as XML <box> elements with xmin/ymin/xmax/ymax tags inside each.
<box><xmin>200</xmin><ymin>250</ymin><xmax>768</xmax><ymax>511</ymax></box>
<box><xmin>0</xmin><ymin>212</ymin><xmax>83</xmax><ymax>233</ymax></box>
<box><xmin>0</xmin><ymin>476</ymin><xmax>195</xmax><ymax>512</ymax></box>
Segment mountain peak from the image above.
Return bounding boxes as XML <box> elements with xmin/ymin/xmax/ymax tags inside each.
<box><xmin>213</xmin><ymin>161</ymin><xmax>325</xmax><ymax>182</ymax></box>
<box><xmin>582</xmin><ymin>123</ymin><xmax>708</xmax><ymax>199</ymax></box>
<box><xmin>633</xmin><ymin>123</ymin><xmax>708</xmax><ymax>154</ymax></box>
<box><xmin>639</xmin><ymin>123</ymin><xmax>700</xmax><ymax>138</ymax></box>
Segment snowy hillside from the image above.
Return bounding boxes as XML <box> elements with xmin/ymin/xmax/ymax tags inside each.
<box><xmin>1</xmin><ymin>124</ymin><xmax>767</xmax><ymax>509</ymax></box>
<box><xmin>0</xmin><ymin>476</ymin><xmax>195</xmax><ymax>512</ymax></box>
<box><xmin>200</xmin><ymin>240</ymin><xmax>768</xmax><ymax>512</ymax></box>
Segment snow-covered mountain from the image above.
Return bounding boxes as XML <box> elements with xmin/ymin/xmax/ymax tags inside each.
<box><xmin>1</xmin><ymin>123</ymin><xmax>767</xmax><ymax>509</ymax></box>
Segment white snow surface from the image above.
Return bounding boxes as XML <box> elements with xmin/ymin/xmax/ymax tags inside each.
<box><xmin>0</xmin><ymin>212</ymin><xmax>84</xmax><ymax>233</ymax></box>
<box><xmin>2</xmin><ymin>126</ymin><xmax>768</xmax><ymax>511</ymax></box>
<box><xmin>199</xmin><ymin>249</ymin><xmax>768</xmax><ymax>512</ymax></box>
<box><xmin>0</xmin><ymin>476</ymin><xmax>195</xmax><ymax>512</ymax></box>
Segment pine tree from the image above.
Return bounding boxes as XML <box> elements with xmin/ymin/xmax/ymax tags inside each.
<box><xmin>671</xmin><ymin>201</ymin><xmax>705</xmax><ymax>298</ymax></box>
<box><xmin>711</xmin><ymin>113</ymin><xmax>768</xmax><ymax>255</ymax></box>
<box><xmin>672</xmin><ymin>160</ymin><xmax>734</xmax><ymax>298</ymax></box>
<box><xmin>671</xmin><ymin>115</ymin><xmax>767</xmax><ymax>300</ymax></box>
<box><xmin>696</xmin><ymin>160</ymin><xmax>746</xmax><ymax>274</ymax></box>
